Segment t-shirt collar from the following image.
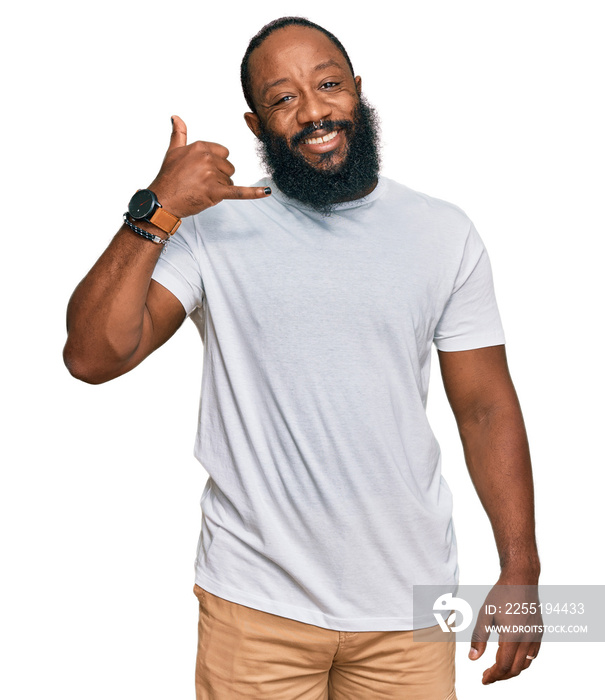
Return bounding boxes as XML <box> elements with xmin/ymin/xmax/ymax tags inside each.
<box><xmin>263</xmin><ymin>175</ymin><xmax>386</xmax><ymax>213</ymax></box>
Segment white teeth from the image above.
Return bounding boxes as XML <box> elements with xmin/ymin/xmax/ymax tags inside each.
<box><xmin>304</xmin><ymin>130</ymin><xmax>338</xmax><ymax>145</ymax></box>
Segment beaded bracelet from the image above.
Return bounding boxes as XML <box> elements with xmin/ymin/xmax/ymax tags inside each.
<box><xmin>123</xmin><ymin>213</ymin><xmax>170</xmax><ymax>247</ymax></box>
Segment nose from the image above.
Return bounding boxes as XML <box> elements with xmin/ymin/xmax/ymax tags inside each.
<box><xmin>296</xmin><ymin>90</ymin><xmax>332</xmax><ymax>128</ymax></box>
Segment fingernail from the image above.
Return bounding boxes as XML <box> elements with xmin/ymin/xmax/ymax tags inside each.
<box><xmin>264</xmin><ymin>187</ymin><xmax>271</xmax><ymax>195</ymax></box>
<box><xmin>469</xmin><ymin>648</ymin><xmax>479</xmax><ymax>659</ymax></box>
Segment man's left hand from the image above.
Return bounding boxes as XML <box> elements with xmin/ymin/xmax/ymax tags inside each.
<box><xmin>469</xmin><ymin>576</ymin><xmax>543</xmax><ymax>684</ymax></box>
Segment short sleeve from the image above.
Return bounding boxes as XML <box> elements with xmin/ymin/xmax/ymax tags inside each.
<box><xmin>151</xmin><ymin>215</ymin><xmax>205</xmax><ymax>316</ymax></box>
<box><xmin>433</xmin><ymin>223</ymin><xmax>505</xmax><ymax>351</ymax></box>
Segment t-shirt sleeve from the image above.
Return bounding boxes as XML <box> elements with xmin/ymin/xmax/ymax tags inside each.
<box><xmin>433</xmin><ymin>223</ymin><xmax>505</xmax><ymax>351</ymax></box>
<box><xmin>151</xmin><ymin>215</ymin><xmax>204</xmax><ymax>316</ymax></box>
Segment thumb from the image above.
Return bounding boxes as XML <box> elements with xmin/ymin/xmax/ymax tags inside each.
<box><xmin>169</xmin><ymin>115</ymin><xmax>187</xmax><ymax>149</ymax></box>
<box><xmin>469</xmin><ymin>643</ymin><xmax>486</xmax><ymax>661</ymax></box>
<box><xmin>469</xmin><ymin>607</ymin><xmax>491</xmax><ymax>660</ymax></box>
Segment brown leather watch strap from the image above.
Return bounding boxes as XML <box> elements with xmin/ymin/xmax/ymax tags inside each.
<box><xmin>149</xmin><ymin>207</ymin><xmax>181</xmax><ymax>235</ymax></box>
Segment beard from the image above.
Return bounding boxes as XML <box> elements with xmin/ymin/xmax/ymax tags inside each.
<box><xmin>256</xmin><ymin>96</ymin><xmax>381</xmax><ymax>214</ymax></box>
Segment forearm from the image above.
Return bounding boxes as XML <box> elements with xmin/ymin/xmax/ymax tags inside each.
<box><xmin>64</xmin><ymin>116</ymin><xmax>271</xmax><ymax>384</ymax></box>
<box><xmin>64</xmin><ymin>223</ymin><xmax>165</xmax><ymax>383</ymax></box>
<box><xmin>458</xmin><ymin>398</ymin><xmax>540</xmax><ymax>581</ymax></box>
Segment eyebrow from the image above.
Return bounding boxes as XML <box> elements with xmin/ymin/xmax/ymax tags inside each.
<box><xmin>260</xmin><ymin>59</ymin><xmax>345</xmax><ymax>98</ymax></box>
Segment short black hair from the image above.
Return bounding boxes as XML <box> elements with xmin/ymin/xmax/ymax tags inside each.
<box><xmin>240</xmin><ymin>16</ymin><xmax>356</xmax><ymax>113</ymax></box>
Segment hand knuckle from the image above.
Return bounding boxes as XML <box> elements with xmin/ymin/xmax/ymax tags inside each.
<box><xmin>193</xmin><ymin>141</ymin><xmax>210</xmax><ymax>156</ymax></box>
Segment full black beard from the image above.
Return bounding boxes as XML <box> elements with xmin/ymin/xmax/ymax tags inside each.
<box><xmin>257</xmin><ymin>96</ymin><xmax>381</xmax><ymax>214</ymax></box>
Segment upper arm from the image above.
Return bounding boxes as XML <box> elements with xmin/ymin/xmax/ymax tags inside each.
<box><xmin>117</xmin><ymin>279</ymin><xmax>187</xmax><ymax>377</ymax></box>
<box><xmin>117</xmin><ymin>214</ymin><xmax>202</xmax><ymax>378</ymax></box>
<box><xmin>437</xmin><ymin>345</ymin><xmax>520</xmax><ymax>428</ymax></box>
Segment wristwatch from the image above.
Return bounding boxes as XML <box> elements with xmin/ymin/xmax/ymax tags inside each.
<box><xmin>127</xmin><ymin>189</ymin><xmax>181</xmax><ymax>235</ymax></box>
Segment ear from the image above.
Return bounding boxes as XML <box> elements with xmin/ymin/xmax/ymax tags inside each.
<box><xmin>355</xmin><ymin>75</ymin><xmax>362</xmax><ymax>95</ymax></box>
<box><xmin>244</xmin><ymin>111</ymin><xmax>262</xmax><ymax>138</ymax></box>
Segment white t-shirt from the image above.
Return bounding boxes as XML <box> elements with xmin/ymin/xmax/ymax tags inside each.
<box><xmin>151</xmin><ymin>176</ymin><xmax>505</xmax><ymax>631</ymax></box>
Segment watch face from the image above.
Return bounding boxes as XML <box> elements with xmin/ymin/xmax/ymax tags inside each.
<box><xmin>128</xmin><ymin>189</ymin><xmax>157</xmax><ymax>220</ymax></box>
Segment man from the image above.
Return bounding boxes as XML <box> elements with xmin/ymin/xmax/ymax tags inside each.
<box><xmin>64</xmin><ymin>16</ymin><xmax>541</xmax><ymax>699</ymax></box>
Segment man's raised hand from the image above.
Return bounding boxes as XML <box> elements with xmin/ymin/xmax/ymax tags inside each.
<box><xmin>148</xmin><ymin>115</ymin><xmax>271</xmax><ymax>218</ymax></box>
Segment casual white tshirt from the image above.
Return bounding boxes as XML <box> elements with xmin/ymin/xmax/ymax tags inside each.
<box><xmin>151</xmin><ymin>176</ymin><xmax>505</xmax><ymax>631</ymax></box>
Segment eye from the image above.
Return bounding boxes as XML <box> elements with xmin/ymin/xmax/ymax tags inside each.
<box><xmin>273</xmin><ymin>95</ymin><xmax>295</xmax><ymax>105</ymax></box>
<box><xmin>321</xmin><ymin>81</ymin><xmax>340</xmax><ymax>89</ymax></box>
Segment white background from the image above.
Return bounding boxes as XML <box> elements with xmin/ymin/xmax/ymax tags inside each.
<box><xmin>1</xmin><ymin>0</ymin><xmax>603</xmax><ymax>697</ymax></box>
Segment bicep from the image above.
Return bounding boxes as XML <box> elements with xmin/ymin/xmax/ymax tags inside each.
<box><xmin>437</xmin><ymin>345</ymin><xmax>520</xmax><ymax>427</ymax></box>
<box><xmin>118</xmin><ymin>279</ymin><xmax>187</xmax><ymax>375</ymax></box>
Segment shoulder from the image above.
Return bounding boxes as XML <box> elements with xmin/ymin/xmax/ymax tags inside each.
<box><xmin>378</xmin><ymin>177</ymin><xmax>474</xmax><ymax>254</ymax></box>
<box><xmin>181</xmin><ymin>177</ymin><xmax>281</xmax><ymax>242</ymax></box>
<box><xmin>381</xmin><ymin>177</ymin><xmax>471</xmax><ymax>225</ymax></box>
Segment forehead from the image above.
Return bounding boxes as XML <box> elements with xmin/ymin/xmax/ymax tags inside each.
<box><xmin>248</xmin><ymin>25</ymin><xmax>351</xmax><ymax>99</ymax></box>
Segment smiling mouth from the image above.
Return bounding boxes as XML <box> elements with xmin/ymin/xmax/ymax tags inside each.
<box><xmin>303</xmin><ymin>130</ymin><xmax>339</xmax><ymax>145</ymax></box>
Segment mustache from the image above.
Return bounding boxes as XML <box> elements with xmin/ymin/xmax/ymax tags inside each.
<box><xmin>290</xmin><ymin>119</ymin><xmax>355</xmax><ymax>147</ymax></box>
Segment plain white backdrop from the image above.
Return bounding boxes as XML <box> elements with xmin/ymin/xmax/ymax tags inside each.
<box><xmin>1</xmin><ymin>0</ymin><xmax>603</xmax><ymax>697</ymax></box>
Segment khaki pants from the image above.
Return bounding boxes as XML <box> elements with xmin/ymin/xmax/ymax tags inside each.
<box><xmin>194</xmin><ymin>584</ymin><xmax>457</xmax><ymax>699</ymax></box>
